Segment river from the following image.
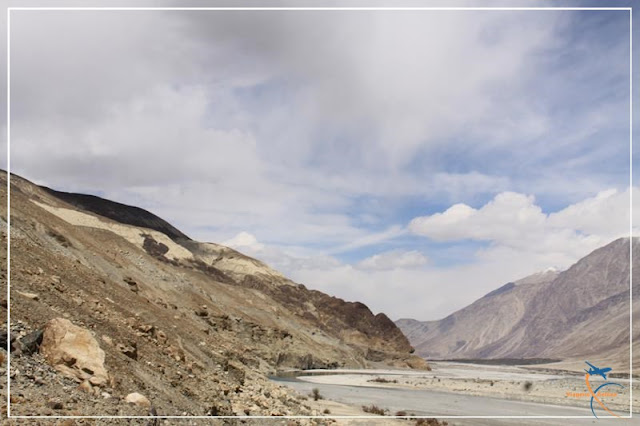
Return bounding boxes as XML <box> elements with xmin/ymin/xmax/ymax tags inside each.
<box><xmin>270</xmin><ymin>362</ymin><xmax>633</xmax><ymax>425</ymax></box>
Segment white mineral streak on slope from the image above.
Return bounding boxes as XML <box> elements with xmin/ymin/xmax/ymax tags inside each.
<box><xmin>197</xmin><ymin>242</ymin><xmax>287</xmax><ymax>281</ymax></box>
<box><xmin>31</xmin><ymin>200</ymin><xmax>193</xmax><ymax>260</ymax></box>
<box><xmin>33</xmin><ymin>199</ymin><xmax>290</xmax><ymax>282</ymax></box>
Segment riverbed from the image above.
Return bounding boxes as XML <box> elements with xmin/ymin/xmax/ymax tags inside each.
<box><xmin>270</xmin><ymin>362</ymin><xmax>638</xmax><ymax>425</ymax></box>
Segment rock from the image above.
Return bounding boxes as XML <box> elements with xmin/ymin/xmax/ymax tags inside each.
<box><xmin>89</xmin><ymin>375</ymin><xmax>107</xmax><ymax>386</ymax></box>
<box><xmin>205</xmin><ymin>399</ymin><xmax>233</xmax><ymax>416</ymax></box>
<box><xmin>16</xmin><ymin>291</ymin><xmax>39</xmax><ymax>301</ymax></box>
<box><xmin>13</xmin><ymin>329</ymin><xmax>43</xmax><ymax>354</ymax></box>
<box><xmin>9</xmin><ymin>394</ymin><xmax>24</xmax><ymax>404</ymax></box>
<box><xmin>137</xmin><ymin>324</ymin><xmax>155</xmax><ymax>335</ymax></box>
<box><xmin>224</xmin><ymin>361</ymin><xmax>246</xmax><ymax>385</ymax></box>
<box><xmin>125</xmin><ymin>392</ymin><xmax>151</xmax><ymax>408</ymax></box>
<box><xmin>101</xmin><ymin>335</ymin><xmax>113</xmax><ymax>346</ymax></box>
<box><xmin>46</xmin><ymin>399</ymin><xmax>63</xmax><ymax>410</ymax></box>
<box><xmin>405</xmin><ymin>355</ymin><xmax>431</xmax><ymax>370</ymax></box>
<box><xmin>195</xmin><ymin>309</ymin><xmax>208</xmax><ymax>317</ymax></box>
<box><xmin>117</xmin><ymin>342</ymin><xmax>138</xmax><ymax>360</ymax></box>
<box><xmin>78</xmin><ymin>380</ymin><xmax>93</xmax><ymax>393</ymax></box>
<box><xmin>123</xmin><ymin>277</ymin><xmax>137</xmax><ymax>285</ymax></box>
<box><xmin>123</xmin><ymin>277</ymin><xmax>139</xmax><ymax>292</ymax></box>
<box><xmin>166</xmin><ymin>345</ymin><xmax>184</xmax><ymax>362</ymax></box>
<box><xmin>39</xmin><ymin>318</ymin><xmax>108</xmax><ymax>387</ymax></box>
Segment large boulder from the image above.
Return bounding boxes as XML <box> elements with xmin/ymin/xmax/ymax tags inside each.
<box><xmin>125</xmin><ymin>392</ymin><xmax>151</xmax><ymax>408</ymax></box>
<box><xmin>39</xmin><ymin>318</ymin><xmax>109</xmax><ymax>386</ymax></box>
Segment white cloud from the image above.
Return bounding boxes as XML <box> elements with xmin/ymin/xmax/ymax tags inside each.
<box><xmin>547</xmin><ymin>189</ymin><xmax>633</xmax><ymax>235</ymax></box>
<box><xmin>409</xmin><ymin>188</ymin><xmax>637</xmax><ymax>252</ymax></box>
<box><xmin>222</xmin><ymin>232</ymin><xmax>265</xmax><ymax>252</ymax></box>
<box><xmin>357</xmin><ymin>250</ymin><xmax>428</xmax><ymax>271</ymax></box>
<box><xmin>288</xmin><ymin>251</ymin><xmax>563</xmax><ymax>321</ymax></box>
<box><xmin>330</xmin><ymin>225</ymin><xmax>406</xmax><ymax>254</ymax></box>
<box><xmin>278</xmin><ymin>188</ymin><xmax>638</xmax><ymax>320</ymax></box>
<box><xmin>222</xmin><ymin>231</ymin><xmax>342</xmax><ymax>274</ymax></box>
<box><xmin>11</xmin><ymin>9</ymin><xmax>593</xmax><ymax>189</ymax></box>
<box><xmin>7</xmin><ymin>9</ymin><xmax>633</xmax><ymax>322</ymax></box>
<box><xmin>409</xmin><ymin>192</ymin><xmax>546</xmax><ymax>246</ymax></box>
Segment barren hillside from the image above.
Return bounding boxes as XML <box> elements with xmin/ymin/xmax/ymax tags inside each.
<box><xmin>1</xmin><ymin>171</ymin><xmax>426</xmax><ymax>418</ymax></box>
<box><xmin>397</xmin><ymin>239</ymin><xmax>638</xmax><ymax>371</ymax></box>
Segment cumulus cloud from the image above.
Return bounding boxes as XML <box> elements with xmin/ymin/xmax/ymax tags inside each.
<box><xmin>409</xmin><ymin>192</ymin><xmax>545</xmax><ymax>246</ymax></box>
<box><xmin>206</xmin><ymin>186</ymin><xmax>637</xmax><ymax>321</ymax></box>
<box><xmin>403</xmin><ymin>187</ymin><xmax>638</xmax><ymax>308</ymax></box>
<box><xmin>287</xmin><ymin>188</ymin><xmax>638</xmax><ymax>319</ymax></box>
<box><xmin>409</xmin><ymin>188</ymin><xmax>636</xmax><ymax>251</ymax></box>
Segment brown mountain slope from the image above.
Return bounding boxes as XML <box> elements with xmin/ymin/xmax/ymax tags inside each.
<box><xmin>397</xmin><ymin>239</ymin><xmax>638</xmax><ymax>369</ymax></box>
<box><xmin>396</xmin><ymin>270</ymin><xmax>558</xmax><ymax>359</ymax></box>
<box><xmin>2</xmin><ymin>171</ymin><xmax>425</xmax><ymax>417</ymax></box>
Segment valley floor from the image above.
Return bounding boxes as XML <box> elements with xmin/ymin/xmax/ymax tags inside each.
<box><xmin>272</xmin><ymin>362</ymin><xmax>640</xmax><ymax>425</ymax></box>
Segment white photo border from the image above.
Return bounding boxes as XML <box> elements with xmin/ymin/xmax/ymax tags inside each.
<box><xmin>5</xmin><ymin>4</ymin><xmax>634</xmax><ymax>420</ymax></box>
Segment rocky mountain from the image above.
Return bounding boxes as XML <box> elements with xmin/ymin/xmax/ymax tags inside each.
<box><xmin>41</xmin><ymin>186</ymin><xmax>191</xmax><ymax>242</ymax></box>
<box><xmin>1</xmin><ymin>170</ymin><xmax>426</xmax><ymax>417</ymax></box>
<box><xmin>397</xmin><ymin>238</ymin><xmax>639</xmax><ymax>370</ymax></box>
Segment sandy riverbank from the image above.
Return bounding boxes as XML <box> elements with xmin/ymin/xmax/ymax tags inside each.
<box><xmin>285</xmin><ymin>361</ymin><xmax>638</xmax><ymax>416</ymax></box>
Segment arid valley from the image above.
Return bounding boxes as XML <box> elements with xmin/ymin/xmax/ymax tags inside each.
<box><xmin>3</xmin><ymin>5</ymin><xmax>638</xmax><ymax>425</ymax></box>
<box><xmin>2</xmin><ymin>171</ymin><xmax>638</xmax><ymax>425</ymax></box>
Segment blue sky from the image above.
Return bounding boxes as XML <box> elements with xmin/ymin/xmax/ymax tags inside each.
<box><xmin>4</xmin><ymin>4</ymin><xmax>638</xmax><ymax>320</ymax></box>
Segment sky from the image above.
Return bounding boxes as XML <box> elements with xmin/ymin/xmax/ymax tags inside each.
<box><xmin>2</xmin><ymin>2</ymin><xmax>638</xmax><ymax>320</ymax></box>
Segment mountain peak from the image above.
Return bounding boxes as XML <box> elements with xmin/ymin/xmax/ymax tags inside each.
<box><xmin>396</xmin><ymin>237</ymin><xmax>636</xmax><ymax>362</ymax></box>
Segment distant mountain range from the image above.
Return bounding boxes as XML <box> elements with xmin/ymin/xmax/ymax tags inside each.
<box><xmin>397</xmin><ymin>238</ymin><xmax>638</xmax><ymax>370</ymax></box>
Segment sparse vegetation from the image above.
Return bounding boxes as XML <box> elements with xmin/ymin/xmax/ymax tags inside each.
<box><xmin>362</xmin><ymin>404</ymin><xmax>387</xmax><ymax>415</ymax></box>
<box><xmin>415</xmin><ymin>419</ymin><xmax>448</xmax><ymax>426</ymax></box>
<box><xmin>323</xmin><ymin>408</ymin><xmax>331</xmax><ymax>414</ymax></box>
<box><xmin>395</xmin><ymin>410</ymin><xmax>408</xmax><ymax>416</ymax></box>
<box><xmin>523</xmin><ymin>381</ymin><xmax>533</xmax><ymax>391</ymax></box>
<box><xmin>47</xmin><ymin>230</ymin><xmax>72</xmax><ymax>248</ymax></box>
<box><xmin>438</xmin><ymin>358</ymin><xmax>560</xmax><ymax>366</ymax></box>
<box><xmin>368</xmin><ymin>377</ymin><xmax>398</xmax><ymax>383</ymax></box>
<box><xmin>310</xmin><ymin>388</ymin><xmax>323</xmax><ymax>401</ymax></box>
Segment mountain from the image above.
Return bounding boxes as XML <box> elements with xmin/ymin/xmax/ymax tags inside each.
<box><xmin>396</xmin><ymin>269</ymin><xmax>559</xmax><ymax>360</ymax></box>
<box><xmin>397</xmin><ymin>239</ymin><xmax>639</xmax><ymax>370</ymax></box>
<box><xmin>2</xmin><ymin>171</ymin><xmax>426</xmax><ymax>416</ymax></box>
<box><xmin>41</xmin><ymin>186</ymin><xmax>191</xmax><ymax>242</ymax></box>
